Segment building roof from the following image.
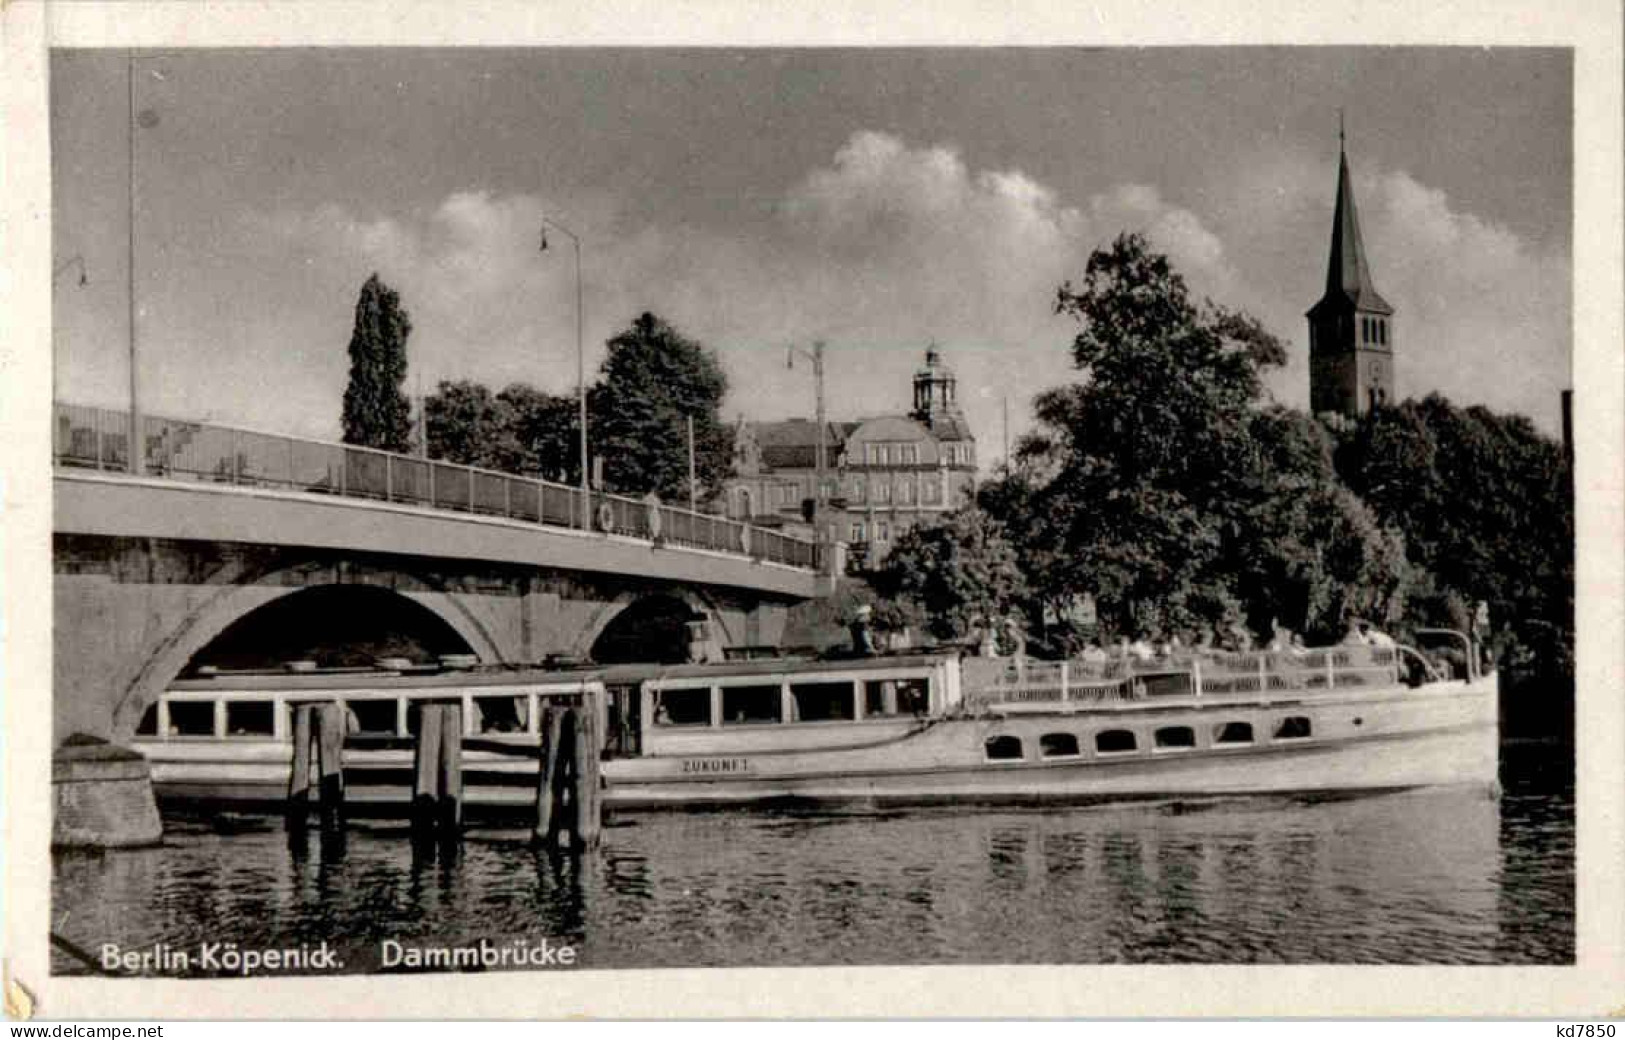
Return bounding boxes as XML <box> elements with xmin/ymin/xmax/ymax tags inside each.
<box><xmin>745</xmin><ymin>419</ymin><xmax>855</xmax><ymax>470</ymax></box>
<box><xmin>919</xmin><ymin>413</ymin><xmax>974</xmax><ymax>441</ymax></box>
<box><xmin>1308</xmin><ymin>147</ymin><xmax>1394</xmax><ymax>317</ymax></box>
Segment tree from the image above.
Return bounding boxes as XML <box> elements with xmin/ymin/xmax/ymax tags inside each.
<box><xmin>340</xmin><ymin>273</ymin><xmax>414</xmax><ymax>452</ymax></box>
<box><xmin>1334</xmin><ymin>394</ymin><xmax>1572</xmax><ymax>680</ymax></box>
<box><xmin>498</xmin><ymin>384</ymin><xmax>580</xmax><ymax>484</ymax></box>
<box><xmin>1226</xmin><ymin>406</ymin><xmax>1412</xmax><ymax>641</ymax></box>
<box><xmin>589</xmin><ymin>312</ymin><xmax>734</xmax><ymax>500</ymax></box>
<box><xmin>870</xmin><ymin>506</ymin><xmax>1028</xmax><ymax>643</ymax></box>
<box><xmin>980</xmin><ymin>233</ymin><xmax>1409</xmax><ymax>649</ymax></box>
<box><xmin>1006</xmin><ymin>233</ymin><xmax>1287</xmax><ymax>641</ymax></box>
<box><xmin>424</xmin><ymin>380</ymin><xmax>517</xmax><ymax>469</ymax></box>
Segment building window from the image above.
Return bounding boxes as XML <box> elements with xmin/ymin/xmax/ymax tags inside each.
<box><xmin>850</xmin><ymin>522</ymin><xmax>866</xmax><ymax>542</ymax></box>
<box><xmin>849</xmin><ymin>477</ymin><xmax>865</xmax><ymax>504</ymax></box>
<box><xmin>923</xmin><ymin>481</ymin><xmax>941</xmax><ymax>505</ymax></box>
<box><xmin>898</xmin><ymin>480</ymin><xmax>914</xmax><ymax>504</ymax></box>
<box><xmin>876</xmin><ymin>482</ymin><xmax>891</xmax><ymax>503</ymax></box>
<box><xmin>901</xmin><ymin>444</ymin><xmax>918</xmax><ymax>465</ymax></box>
<box><xmin>877</xmin><ymin>521</ymin><xmax>891</xmax><ymax>541</ymax></box>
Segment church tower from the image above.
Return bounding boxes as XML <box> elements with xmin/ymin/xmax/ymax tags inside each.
<box><xmin>1307</xmin><ymin>128</ymin><xmax>1395</xmax><ymax>417</ymax></box>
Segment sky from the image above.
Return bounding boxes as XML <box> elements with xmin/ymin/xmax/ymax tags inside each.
<box><xmin>50</xmin><ymin>48</ymin><xmax>1572</xmax><ymax>458</ymax></box>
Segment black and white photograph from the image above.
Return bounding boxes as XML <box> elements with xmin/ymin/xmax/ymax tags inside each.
<box><xmin>4</xmin><ymin>0</ymin><xmax>1621</xmax><ymax>1022</ymax></box>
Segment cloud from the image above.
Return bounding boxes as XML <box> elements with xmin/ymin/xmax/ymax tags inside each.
<box><xmin>218</xmin><ymin>130</ymin><xmax>1565</xmax><ymax>449</ymax></box>
<box><xmin>1360</xmin><ymin>169</ymin><xmax>1570</xmax><ymax>429</ymax></box>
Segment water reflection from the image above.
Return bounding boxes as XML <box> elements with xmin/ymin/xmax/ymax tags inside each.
<box><xmin>52</xmin><ymin>746</ymin><xmax>1572</xmax><ymax>972</ymax></box>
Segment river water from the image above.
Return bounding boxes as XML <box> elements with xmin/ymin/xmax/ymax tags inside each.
<box><xmin>51</xmin><ymin>742</ymin><xmax>1571</xmax><ymax>971</ymax></box>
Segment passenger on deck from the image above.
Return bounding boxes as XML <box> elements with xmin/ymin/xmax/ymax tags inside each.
<box><xmin>1363</xmin><ymin>624</ymin><xmax>1397</xmax><ymax>647</ymax></box>
<box><xmin>1340</xmin><ymin>619</ymin><xmax>1368</xmax><ymax>647</ymax></box>
<box><xmin>1080</xmin><ymin>641</ymin><xmax>1109</xmax><ymax>665</ymax></box>
<box><xmin>849</xmin><ymin>605</ymin><xmax>878</xmax><ymax>657</ymax></box>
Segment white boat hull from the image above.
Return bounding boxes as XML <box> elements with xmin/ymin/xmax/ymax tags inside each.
<box><xmin>138</xmin><ymin>675</ymin><xmax>1499</xmax><ymax>814</ymax></box>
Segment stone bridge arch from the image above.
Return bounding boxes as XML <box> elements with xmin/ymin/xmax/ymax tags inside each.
<box><xmin>105</xmin><ymin>556</ymin><xmax>505</xmax><ymax>741</ymax></box>
<box><xmin>571</xmin><ymin>586</ymin><xmax>739</xmax><ymax>664</ymax></box>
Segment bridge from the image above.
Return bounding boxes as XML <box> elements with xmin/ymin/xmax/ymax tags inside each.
<box><xmin>53</xmin><ymin>403</ymin><xmax>832</xmax><ymax>744</ymax></box>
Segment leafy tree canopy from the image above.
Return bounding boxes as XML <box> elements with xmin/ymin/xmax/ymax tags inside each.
<box><xmin>980</xmin><ymin>233</ymin><xmax>1409</xmax><ymax>650</ymax></box>
<box><xmin>1334</xmin><ymin>394</ymin><xmax>1572</xmax><ymax>677</ymax></box>
<box><xmin>870</xmin><ymin>505</ymin><xmax>1028</xmax><ymax>643</ymax></box>
<box><xmin>589</xmin><ymin>311</ymin><xmax>734</xmax><ymax>501</ymax></box>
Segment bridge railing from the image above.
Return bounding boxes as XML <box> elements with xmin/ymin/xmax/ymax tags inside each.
<box><xmin>53</xmin><ymin>402</ymin><xmax>819</xmax><ymax>570</ymax></box>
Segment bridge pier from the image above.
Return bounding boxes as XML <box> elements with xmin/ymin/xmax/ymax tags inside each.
<box><xmin>52</xmin><ymin>735</ymin><xmax>163</xmax><ymax>849</ymax></box>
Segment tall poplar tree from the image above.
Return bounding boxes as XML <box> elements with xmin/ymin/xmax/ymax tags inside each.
<box><xmin>341</xmin><ymin>273</ymin><xmax>414</xmax><ymax>452</ymax></box>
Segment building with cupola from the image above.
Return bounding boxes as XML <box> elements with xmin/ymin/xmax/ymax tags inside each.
<box><xmin>722</xmin><ymin>346</ymin><xmax>977</xmax><ymax>569</ymax></box>
<box><xmin>1307</xmin><ymin>134</ymin><xmax>1396</xmax><ymax>418</ymax></box>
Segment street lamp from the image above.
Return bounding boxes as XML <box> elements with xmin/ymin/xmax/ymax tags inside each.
<box><xmin>787</xmin><ymin>340</ymin><xmax>827</xmax><ymax>529</ymax></box>
<box><xmin>125</xmin><ymin>52</ymin><xmax>173</xmax><ymax>476</ymax></box>
<box><xmin>540</xmin><ymin>215</ymin><xmax>589</xmax><ymax>528</ymax></box>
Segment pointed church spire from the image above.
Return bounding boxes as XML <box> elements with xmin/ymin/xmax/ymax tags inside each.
<box><xmin>1316</xmin><ymin>122</ymin><xmax>1392</xmax><ymax>315</ymax></box>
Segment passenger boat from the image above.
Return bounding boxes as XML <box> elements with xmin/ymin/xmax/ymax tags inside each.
<box><xmin>131</xmin><ymin>631</ymin><xmax>1499</xmax><ymax>815</ymax></box>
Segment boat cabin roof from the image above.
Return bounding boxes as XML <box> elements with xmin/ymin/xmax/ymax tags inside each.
<box><xmin>169</xmin><ymin>665</ymin><xmax>606</xmax><ymax>693</ymax></box>
<box><xmin>615</xmin><ymin>651</ymin><xmax>958</xmax><ymax>686</ymax></box>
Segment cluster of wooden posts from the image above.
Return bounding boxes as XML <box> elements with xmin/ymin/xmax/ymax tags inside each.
<box><xmin>287</xmin><ymin>697</ymin><xmax>602</xmax><ymax>851</ymax></box>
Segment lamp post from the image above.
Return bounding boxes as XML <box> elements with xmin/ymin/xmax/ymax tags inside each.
<box><xmin>787</xmin><ymin>340</ymin><xmax>827</xmax><ymax>529</ymax></box>
<box><xmin>540</xmin><ymin>215</ymin><xmax>589</xmax><ymax>528</ymax></box>
<box><xmin>127</xmin><ymin>54</ymin><xmax>142</xmax><ymax>474</ymax></box>
<box><xmin>124</xmin><ymin>52</ymin><xmax>173</xmax><ymax>476</ymax></box>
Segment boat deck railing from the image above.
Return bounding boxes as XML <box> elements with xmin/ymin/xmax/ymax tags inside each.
<box><xmin>961</xmin><ymin>646</ymin><xmax>1402</xmax><ymax>710</ymax></box>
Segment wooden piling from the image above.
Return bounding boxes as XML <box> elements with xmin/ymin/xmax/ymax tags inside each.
<box><xmin>533</xmin><ymin>706</ymin><xmax>567</xmax><ymax>847</ymax></box>
<box><xmin>574</xmin><ymin>704</ymin><xmax>602</xmax><ymax>849</ymax></box>
<box><xmin>438</xmin><ymin>703</ymin><xmax>463</xmax><ymax>832</ymax></box>
<box><xmin>412</xmin><ymin>701</ymin><xmax>444</xmax><ymax>837</ymax></box>
<box><xmin>288</xmin><ymin>703</ymin><xmax>313</xmax><ymax>810</ymax></box>
<box><xmin>315</xmin><ymin>701</ymin><xmax>347</xmax><ymax>820</ymax></box>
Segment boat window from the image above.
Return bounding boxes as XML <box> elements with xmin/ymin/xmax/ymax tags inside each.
<box><xmin>474</xmin><ymin>695</ymin><xmax>529</xmax><ymax>734</ymax></box>
<box><xmin>167</xmin><ymin>701</ymin><xmax>215</xmax><ymax>738</ymax></box>
<box><xmin>1095</xmin><ymin>729</ymin><xmax>1137</xmax><ymax>754</ymax></box>
<box><xmin>863</xmin><ymin>677</ymin><xmax>929</xmax><ymax>717</ymax></box>
<box><xmin>985</xmin><ymin>735</ymin><xmax>1024</xmax><ymax>761</ymax></box>
<box><xmin>225</xmin><ymin>701</ymin><xmax>275</xmax><ymax>738</ymax></box>
<box><xmin>1155</xmin><ymin>725</ymin><xmax>1197</xmax><ymax>750</ymax></box>
<box><xmin>1213</xmin><ymin>721</ymin><xmax>1254</xmax><ymax>745</ymax></box>
<box><xmin>1274</xmin><ymin>716</ymin><xmax>1312</xmax><ymax>740</ymax></box>
<box><xmin>1040</xmin><ymin>733</ymin><xmax>1080</xmax><ymax>758</ymax></box>
<box><xmin>722</xmin><ymin>684</ymin><xmax>783</xmax><ymax>725</ymax></box>
<box><xmin>790</xmin><ymin>681</ymin><xmax>855</xmax><ymax>723</ymax></box>
<box><xmin>136</xmin><ymin>704</ymin><xmax>159</xmax><ymax>737</ymax></box>
<box><xmin>348</xmin><ymin>699</ymin><xmax>399</xmax><ymax>736</ymax></box>
<box><xmin>655</xmin><ymin>687</ymin><xmax>712</xmax><ymax>727</ymax></box>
